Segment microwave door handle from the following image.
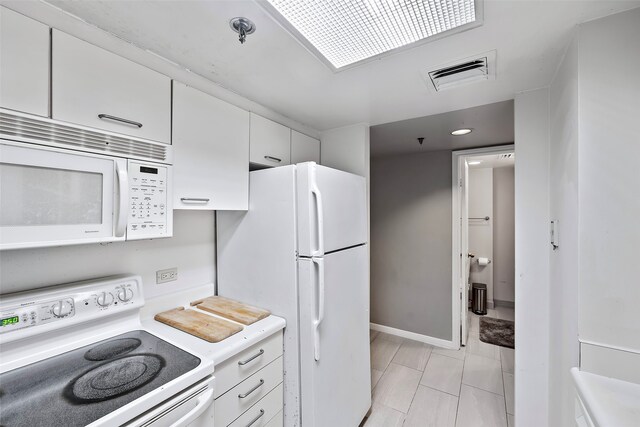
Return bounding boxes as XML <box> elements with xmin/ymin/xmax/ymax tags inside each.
<box><xmin>115</xmin><ymin>162</ymin><xmax>129</xmax><ymax>237</ymax></box>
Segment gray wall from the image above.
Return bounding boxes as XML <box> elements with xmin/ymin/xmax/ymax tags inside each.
<box><xmin>493</xmin><ymin>166</ymin><xmax>515</xmax><ymax>303</ymax></box>
<box><xmin>370</xmin><ymin>150</ymin><xmax>452</xmax><ymax>341</ymax></box>
<box><xmin>0</xmin><ymin>211</ymin><xmax>216</xmax><ymax>299</ymax></box>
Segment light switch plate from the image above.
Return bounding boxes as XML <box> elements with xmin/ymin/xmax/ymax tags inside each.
<box><xmin>156</xmin><ymin>267</ymin><xmax>178</xmax><ymax>284</ymax></box>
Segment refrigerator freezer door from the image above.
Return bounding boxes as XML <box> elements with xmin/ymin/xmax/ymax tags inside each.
<box><xmin>297</xmin><ymin>163</ymin><xmax>367</xmax><ymax>257</ymax></box>
<box><xmin>298</xmin><ymin>245</ymin><xmax>371</xmax><ymax>427</ymax></box>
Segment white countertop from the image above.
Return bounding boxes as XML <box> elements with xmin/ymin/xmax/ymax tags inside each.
<box><xmin>141</xmin><ymin>284</ymin><xmax>285</xmax><ymax>366</ymax></box>
<box><xmin>571</xmin><ymin>367</ymin><xmax>640</xmax><ymax>427</ymax></box>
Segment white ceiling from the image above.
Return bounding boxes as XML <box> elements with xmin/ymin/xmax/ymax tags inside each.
<box><xmin>41</xmin><ymin>0</ymin><xmax>640</xmax><ymax>131</ymax></box>
<box><xmin>370</xmin><ymin>99</ymin><xmax>513</xmax><ymax>157</ymax></box>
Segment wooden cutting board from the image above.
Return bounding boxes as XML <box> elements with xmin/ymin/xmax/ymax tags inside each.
<box><xmin>191</xmin><ymin>296</ymin><xmax>271</xmax><ymax>326</ymax></box>
<box><xmin>154</xmin><ymin>307</ymin><xmax>243</xmax><ymax>343</ymax></box>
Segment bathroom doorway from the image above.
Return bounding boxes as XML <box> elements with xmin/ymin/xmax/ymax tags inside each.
<box><xmin>452</xmin><ymin>145</ymin><xmax>515</xmax><ymax>347</ymax></box>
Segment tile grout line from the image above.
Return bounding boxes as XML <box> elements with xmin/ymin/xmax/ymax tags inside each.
<box><xmin>501</xmin><ymin>362</ymin><xmax>509</xmax><ymax>423</ymax></box>
<box><xmin>453</xmin><ymin>347</ymin><xmax>468</xmax><ymax>427</ymax></box>
<box><xmin>460</xmin><ymin>380</ymin><xmax>506</xmax><ymax>398</ymax></box>
<box><xmin>419</xmin><ymin>383</ymin><xmax>461</xmax><ymax>399</ymax></box>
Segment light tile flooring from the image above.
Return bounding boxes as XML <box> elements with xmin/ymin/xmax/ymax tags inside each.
<box><xmin>365</xmin><ymin>307</ymin><xmax>515</xmax><ymax>427</ymax></box>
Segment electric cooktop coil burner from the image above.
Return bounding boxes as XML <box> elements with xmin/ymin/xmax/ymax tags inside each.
<box><xmin>84</xmin><ymin>338</ymin><xmax>142</xmax><ymax>361</ymax></box>
<box><xmin>67</xmin><ymin>354</ymin><xmax>164</xmax><ymax>402</ymax></box>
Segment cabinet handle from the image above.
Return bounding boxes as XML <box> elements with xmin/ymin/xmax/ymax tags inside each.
<box><xmin>238</xmin><ymin>349</ymin><xmax>264</xmax><ymax>366</ymax></box>
<box><xmin>238</xmin><ymin>379</ymin><xmax>264</xmax><ymax>399</ymax></box>
<box><xmin>180</xmin><ymin>198</ymin><xmax>210</xmax><ymax>204</ymax></box>
<box><xmin>98</xmin><ymin>114</ymin><xmax>143</xmax><ymax>128</ymax></box>
<box><xmin>245</xmin><ymin>409</ymin><xmax>265</xmax><ymax>427</ymax></box>
<box><xmin>264</xmin><ymin>155</ymin><xmax>282</xmax><ymax>163</ymax></box>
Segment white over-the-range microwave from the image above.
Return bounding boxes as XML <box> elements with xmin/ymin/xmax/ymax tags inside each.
<box><xmin>0</xmin><ymin>109</ymin><xmax>173</xmax><ymax>250</ymax></box>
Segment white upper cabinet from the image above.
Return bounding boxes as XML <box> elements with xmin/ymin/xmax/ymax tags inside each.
<box><xmin>0</xmin><ymin>7</ymin><xmax>49</xmax><ymax>117</ymax></box>
<box><xmin>51</xmin><ymin>30</ymin><xmax>171</xmax><ymax>144</ymax></box>
<box><xmin>249</xmin><ymin>113</ymin><xmax>291</xmax><ymax>167</ymax></box>
<box><xmin>172</xmin><ymin>81</ymin><xmax>249</xmax><ymax>211</ymax></box>
<box><xmin>291</xmin><ymin>130</ymin><xmax>320</xmax><ymax>164</ymax></box>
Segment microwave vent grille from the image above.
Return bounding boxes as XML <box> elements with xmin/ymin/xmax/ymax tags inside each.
<box><xmin>0</xmin><ymin>111</ymin><xmax>169</xmax><ymax>163</ymax></box>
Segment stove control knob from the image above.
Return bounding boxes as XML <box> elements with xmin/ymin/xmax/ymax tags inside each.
<box><xmin>117</xmin><ymin>288</ymin><xmax>134</xmax><ymax>303</ymax></box>
<box><xmin>96</xmin><ymin>292</ymin><xmax>114</xmax><ymax>307</ymax></box>
<box><xmin>52</xmin><ymin>300</ymin><xmax>73</xmax><ymax>317</ymax></box>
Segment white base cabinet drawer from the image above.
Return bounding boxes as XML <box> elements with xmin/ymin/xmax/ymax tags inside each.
<box><xmin>229</xmin><ymin>384</ymin><xmax>283</xmax><ymax>427</ymax></box>
<box><xmin>249</xmin><ymin>113</ymin><xmax>290</xmax><ymax>167</ymax></box>
<box><xmin>215</xmin><ymin>356</ymin><xmax>283</xmax><ymax>427</ymax></box>
<box><xmin>214</xmin><ymin>331</ymin><xmax>283</xmax><ymax>398</ymax></box>
<box><xmin>264</xmin><ymin>410</ymin><xmax>283</xmax><ymax>427</ymax></box>
<box><xmin>574</xmin><ymin>397</ymin><xmax>595</xmax><ymax>427</ymax></box>
<box><xmin>52</xmin><ymin>30</ymin><xmax>171</xmax><ymax>144</ymax></box>
<box><xmin>0</xmin><ymin>7</ymin><xmax>49</xmax><ymax>117</ymax></box>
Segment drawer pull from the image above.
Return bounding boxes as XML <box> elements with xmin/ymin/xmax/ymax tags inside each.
<box><xmin>98</xmin><ymin>114</ymin><xmax>143</xmax><ymax>128</ymax></box>
<box><xmin>264</xmin><ymin>155</ymin><xmax>282</xmax><ymax>163</ymax></box>
<box><xmin>238</xmin><ymin>379</ymin><xmax>264</xmax><ymax>399</ymax></box>
<box><xmin>246</xmin><ymin>409</ymin><xmax>265</xmax><ymax>427</ymax></box>
<box><xmin>238</xmin><ymin>349</ymin><xmax>264</xmax><ymax>366</ymax></box>
<box><xmin>180</xmin><ymin>198</ymin><xmax>210</xmax><ymax>204</ymax></box>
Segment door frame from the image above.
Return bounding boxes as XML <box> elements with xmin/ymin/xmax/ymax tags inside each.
<box><xmin>451</xmin><ymin>144</ymin><xmax>515</xmax><ymax>348</ymax></box>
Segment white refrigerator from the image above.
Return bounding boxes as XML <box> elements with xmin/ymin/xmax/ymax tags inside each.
<box><xmin>217</xmin><ymin>162</ymin><xmax>371</xmax><ymax>427</ymax></box>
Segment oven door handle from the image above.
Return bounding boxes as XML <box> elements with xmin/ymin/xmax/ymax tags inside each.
<box><xmin>169</xmin><ymin>387</ymin><xmax>214</xmax><ymax>427</ymax></box>
<box><xmin>115</xmin><ymin>160</ymin><xmax>129</xmax><ymax>238</ymax></box>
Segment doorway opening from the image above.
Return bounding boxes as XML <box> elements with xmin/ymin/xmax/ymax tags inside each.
<box><xmin>452</xmin><ymin>145</ymin><xmax>515</xmax><ymax>348</ymax></box>
<box><xmin>451</xmin><ymin>145</ymin><xmax>516</xmax><ymax>423</ymax></box>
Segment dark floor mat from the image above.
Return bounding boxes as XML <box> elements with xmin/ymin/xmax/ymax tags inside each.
<box><xmin>479</xmin><ymin>316</ymin><xmax>514</xmax><ymax>349</ymax></box>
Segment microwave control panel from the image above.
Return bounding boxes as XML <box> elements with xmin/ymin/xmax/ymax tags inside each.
<box><xmin>127</xmin><ymin>161</ymin><xmax>171</xmax><ymax>240</ymax></box>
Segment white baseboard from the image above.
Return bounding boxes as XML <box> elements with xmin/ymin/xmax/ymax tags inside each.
<box><xmin>370</xmin><ymin>323</ymin><xmax>458</xmax><ymax>350</ymax></box>
<box><xmin>488</xmin><ymin>299</ymin><xmax>495</xmax><ymax>309</ymax></box>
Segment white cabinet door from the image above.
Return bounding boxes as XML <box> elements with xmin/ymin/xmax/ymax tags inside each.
<box><xmin>172</xmin><ymin>82</ymin><xmax>249</xmax><ymax>210</ymax></box>
<box><xmin>249</xmin><ymin>113</ymin><xmax>291</xmax><ymax>167</ymax></box>
<box><xmin>291</xmin><ymin>130</ymin><xmax>320</xmax><ymax>164</ymax></box>
<box><xmin>0</xmin><ymin>7</ymin><xmax>49</xmax><ymax>117</ymax></box>
<box><xmin>51</xmin><ymin>30</ymin><xmax>171</xmax><ymax>144</ymax></box>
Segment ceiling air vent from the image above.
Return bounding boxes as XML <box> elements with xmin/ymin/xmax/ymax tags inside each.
<box><xmin>423</xmin><ymin>50</ymin><xmax>496</xmax><ymax>92</ymax></box>
<box><xmin>498</xmin><ymin>153</ymin><xmax>514</xmax><ymax>160</ymax></box>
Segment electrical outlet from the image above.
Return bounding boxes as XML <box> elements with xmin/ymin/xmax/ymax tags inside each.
<box><xmin>156</xmin><ymin>268</ymin><xmax>178</xmax><ymax>284</ymax></box>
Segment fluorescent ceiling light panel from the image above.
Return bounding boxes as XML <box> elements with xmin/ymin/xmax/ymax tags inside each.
<box><xmin>265</xmin><ymin>0</ymin><xmax>479</xmax><ymax>70</ymax></box>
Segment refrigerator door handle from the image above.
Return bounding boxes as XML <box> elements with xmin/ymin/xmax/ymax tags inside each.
<box><xmin>312</xmin><ymin>257</ymin><xmax>325</xmax><ymax>361</ymax></box>
<box><xmin>310</xmin><ymin>182</ymin><xmax>325</xmax><ymax>257</ymax></box>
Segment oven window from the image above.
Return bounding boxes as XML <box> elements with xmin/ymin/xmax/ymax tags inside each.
<box><xmin>0</xmin><ymin>163</ymin><xmax>103</xmax><ymax>226</ymax></box>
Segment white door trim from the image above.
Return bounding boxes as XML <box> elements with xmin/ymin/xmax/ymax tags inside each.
<box><xmin>451</xmin><ymin>145</ymin><xmax>515</xmax><ymax>348</ymax></box>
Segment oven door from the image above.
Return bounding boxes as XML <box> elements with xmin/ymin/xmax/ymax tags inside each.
<box><xmin>123</xmin><ymin>376</ymin><xmax>215</xmax><ymax>427</ymax></box>
<box><xmin>0</xmin><ymin>141</ymin><xmax>127</xmax><ymax>249</ymax></box>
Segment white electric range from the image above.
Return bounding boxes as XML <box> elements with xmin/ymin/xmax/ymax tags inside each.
<box><xmin>0</xmin><ymin>275</ymin><xmax>215</xmax><ymax>427</ymax></box>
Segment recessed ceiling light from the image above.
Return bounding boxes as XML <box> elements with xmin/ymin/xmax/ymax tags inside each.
<box><xmin>264</xmin><ymin>0</ymin><xmax>481</xmax><ymax>70</ymax></box>
<box><xmin>468</xmin><ymin>161</ymin><xmax>482</xmax><ymax>165</ymax></box>
<box><xmin>451</xmin><ymin>128</ymin><xmax>473</xmax><ymax>136</ymax></box>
